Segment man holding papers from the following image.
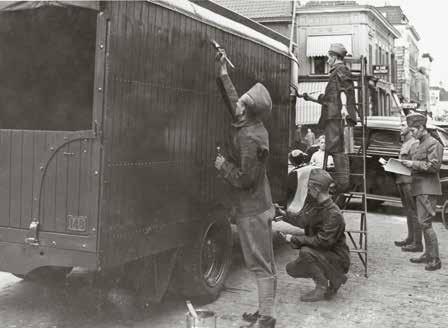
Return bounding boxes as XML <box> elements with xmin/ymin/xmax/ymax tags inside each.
<box><xmin>393</xmin><ymin>124</ymin><xmax>421</xmax><ymax>252</ymax></box>
<box><xmin>401</xmin><ymin>113</ymin><xmax>443</xmax><ymax>271</ymax></box>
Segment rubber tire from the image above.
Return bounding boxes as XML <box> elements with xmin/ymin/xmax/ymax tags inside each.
<box><xmin>442</xmin><ymin>200</ymin><xmax>448</xmax><ymax>230</ymax></box>
<box><xmin>24</xmin><ymin>266</ymin><xmax>73</xmax><ymax>283</ymax></box>
<box><xmin>176</xmin><ymin>217</ymin><xmax>233</xmax><ymax>303</ymax></box>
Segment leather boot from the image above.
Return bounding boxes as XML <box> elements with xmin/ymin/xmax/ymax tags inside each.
<box><xmin>401</xmin><ymin>243</ymin><xmax>423</xmax><ymax>252</ymax></box>
<box><xmin>394</xmin><ymin>238</ymin><xmax>411</xmax><ymax>247</ymax></box>
<box><xmin>242</xmin><ymin>311</ymin><xmax>260</xmax><ymax>323</ymax></box>
<box><xmin>300</xmin><ymin>285</ymin><xmax>327</xmax><ymax>302</ymax></box>
<box><xmin>425</xmin><ymin>258</ymin><xmax>442</xmax><ymax>271</ymax></box>
<box><xmin>255</xmin><ymin>315</ymin><xmax>276</xmax><ymax>328</ymax></box>
<box><xmin>410</xmin><ymin>253</ymin><xmax>432</xmax><ymax>264</ymax></box>
<box><xmin>332</xmin><ymin>153</ymin><xmax>350</xmax><ymax>193</ymax></box>
<box><xmin>325</xmin><ymin>275</ymin><xmax>348</xmax><ymax>299</ymax></box>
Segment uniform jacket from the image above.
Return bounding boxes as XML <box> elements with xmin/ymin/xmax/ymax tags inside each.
<box><xmin>287</xmin><ymin>198</ymin><xmax>350</xmax><ymax>276</ymax></box>
<box><xmin>411</xmin><ymin>133</ymin><xmax>443</xmax><ymax>196</ymax></box>
<box><xmin>217</xmin><ymin>74</ymin><xmax>273</xmax><ymax>218</ymax></box>
<box><xmin>317</xmin><ymin>63</ymin><xmax>358</xmax><ymax>129</ymax></box>
<box><xmin>396</xmin><ymin>136</ymin><xmax>418</xmax><ymax>184</ymax></box>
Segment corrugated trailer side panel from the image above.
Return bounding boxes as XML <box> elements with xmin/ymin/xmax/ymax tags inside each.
<box><xmin>99</xmin><ymin>1</ymin><xmax>291</xmax><ymax>269</ymax></box>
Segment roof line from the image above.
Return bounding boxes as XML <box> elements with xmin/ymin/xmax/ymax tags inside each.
<box><xmin>190</xmin><ymin>0</ymin><xmax>291</xmax><ymax>46</ymax></box>
<box><xmin>296</xmin><ymin>5</ymin><xmax>401</xmax><ymax>39</ymax></box>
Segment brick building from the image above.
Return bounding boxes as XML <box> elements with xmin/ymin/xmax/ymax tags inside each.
<box><xmin>377</xmin><ymin>6</ymin><xmax>421</xmax><ymax>104</ymax></box>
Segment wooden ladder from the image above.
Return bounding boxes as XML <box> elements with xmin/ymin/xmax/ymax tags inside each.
<box><xmin>342</xmin><ymin>56</ymin><xmax>369</xmax><ymax>278</ymax></box>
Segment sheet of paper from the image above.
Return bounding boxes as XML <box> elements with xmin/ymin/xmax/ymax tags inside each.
<box><xmin>383</xmin><ymin>158</ymin><xmax>412</xmax><ymax>176</ymax></box>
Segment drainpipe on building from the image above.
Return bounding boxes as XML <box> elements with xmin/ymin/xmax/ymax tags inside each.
<box><xmin>289</xmin><ymin>0</ymin><xmax>297</xmax><ymax>54</ymax></box>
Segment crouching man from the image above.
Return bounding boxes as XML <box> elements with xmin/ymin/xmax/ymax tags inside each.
<box><xmin>278</xmin><ymin>167</ymin><xmax>350</xmax><ymax>302</ymax></box>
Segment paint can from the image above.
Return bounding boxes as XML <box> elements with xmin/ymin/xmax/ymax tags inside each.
<box><xmin>185</xmin><ymin>310</ymin><xmax>217</xmax><ymax>328</ymax></box>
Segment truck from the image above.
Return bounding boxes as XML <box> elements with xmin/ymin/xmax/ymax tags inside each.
<box><xmin>0</xmin><ymin>0</ymin><xmax>297</xmax><ymax>303</ymax></box>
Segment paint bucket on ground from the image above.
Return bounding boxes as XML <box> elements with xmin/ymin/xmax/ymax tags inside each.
<box><xmin>185</xmin><ymin>310</ymin><xmax>217</xmax><ymax>328</ymax></box>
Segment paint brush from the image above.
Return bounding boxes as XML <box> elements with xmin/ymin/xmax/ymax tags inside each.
<box><xmin>186</xmin><ymin>300</ymin><xmax>199</xmax><ymax>319</ymax></box>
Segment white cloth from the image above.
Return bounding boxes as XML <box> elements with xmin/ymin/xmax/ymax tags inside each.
<box><xmin>310</xmin><ymin>149</ymin><xmax>334</xmax><ymax>169</ymax></box>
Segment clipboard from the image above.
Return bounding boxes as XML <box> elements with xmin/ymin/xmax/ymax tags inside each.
<box><xmin>383</xmin><ymin>158</ymin><xmax>412</xmax><ymax>176</ymax></box>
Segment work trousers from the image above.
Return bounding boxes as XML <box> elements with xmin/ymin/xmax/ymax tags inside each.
<box><xmin>235</xmin><ymin>207</ymin><xmax>276</xmax><ymax>317</ymax></box>
<box><xmin>397</xmin><ymin>183</ymin><xmax>421</xmax><ymax>245</ymax></box>
<box><xmin>415</xmin><ymin>195</ymin><xmax>440</xmax><ymax>259</ymax></box>
<box><xmin>323</xmin><ymin>120</ymin><xmax>350</xmax><ymax>193</ymax></box>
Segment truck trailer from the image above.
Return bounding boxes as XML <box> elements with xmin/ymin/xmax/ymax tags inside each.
<box><xmin>0</xmin><ymin>0</ymin><xmax>297</xmax><ymax>302</ymax></box>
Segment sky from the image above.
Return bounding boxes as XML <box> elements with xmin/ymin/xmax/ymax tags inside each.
<box><xmin>324</xmin><ymin>0</ymin><xmax>448</xmax><ymax>89</ymax></box>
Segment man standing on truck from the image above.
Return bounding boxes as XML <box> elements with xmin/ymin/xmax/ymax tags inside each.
<box><xmin>296</xmin><ymin>43</ymin><xmax>359</xmax><ymax>193</ymax></box>
<box><xmin>402</xmin><ymin>113</ymin><xmax>443</xmax><ymax>271</ymax></box>
<box><xmin>394</xmin><ymin>123</ymin><xmax>422</xmax><ymax>252</ymax></box>
<box><xmin>214</xmin><ymin>49</ymin><xmax>276</xmax><ymax>328</ymax></box>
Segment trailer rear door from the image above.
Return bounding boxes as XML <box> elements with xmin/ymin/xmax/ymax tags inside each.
<box><xmin>0</xmin><ymin>3</ymin><xmax>103</xmax><ymax>273</ymax></box>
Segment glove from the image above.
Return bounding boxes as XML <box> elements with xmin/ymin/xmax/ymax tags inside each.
<box><xmin>290</xmin><ymin>235</ymin><xmax>304</xmax><ymax>249</ymax></box>
<box><xmin>278</xmin><ymin>232</ymin><xmax>292</xmax><ymax>243</ymax></box>
<box><xmin>303</xmin><ymin>92</ymin><xmax>310</xmax><ymax>101</ymax></box>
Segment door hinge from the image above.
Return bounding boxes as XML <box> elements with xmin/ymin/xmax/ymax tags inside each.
<box><xmin>24</xmin><ymin>219</ymin><xmax>40</xmax><ymax>246</ymax></box>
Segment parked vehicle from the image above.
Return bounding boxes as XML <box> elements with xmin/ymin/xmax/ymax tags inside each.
<box><xmin>351</xmin><ymin>116</ymin><xmax>448</xmax><ymax>227</ymax></box>
<box><xmin>0</xmin><ymin>0</ymin><xmax>297</xmax><ymax>303</ymax></box>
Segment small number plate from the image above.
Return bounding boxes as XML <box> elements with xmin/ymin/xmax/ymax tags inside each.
<box><xmin>67</xmin><ymin>215</ymin><xmax>87</xmax><ymax>232</ymax></box>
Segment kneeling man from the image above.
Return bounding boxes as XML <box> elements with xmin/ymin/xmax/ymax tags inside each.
<box><xmin>279</xmin><ymin>167</ymin><xmax>350</xmax><ymax>302</ymax></box>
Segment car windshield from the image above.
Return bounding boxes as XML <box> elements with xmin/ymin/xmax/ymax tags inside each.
<box><xmin>437</xmin><ymin>130</ymin><xmax>448</xmax><ymax>147</ymax></box>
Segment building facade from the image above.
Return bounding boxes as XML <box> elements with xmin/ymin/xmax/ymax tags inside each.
<box><xmin>214</xmin><ymin>0</ymin><xmax>401</xmax><ymax>124</ymax></box>
<box><xmin>294</xmin><ymin>2</ymin><xmax>400</xmax><ymax>123</ymax></box>
<box><xmin>377</xmin><ymin>6</ymin><xmax>422</xmax><ymax>106</ymax></box>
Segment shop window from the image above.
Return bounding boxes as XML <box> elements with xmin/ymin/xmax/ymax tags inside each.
<box><xmin>311</xmin><ymin>56</ymin><xmax>328</xmax><ymax>75</ymax></box>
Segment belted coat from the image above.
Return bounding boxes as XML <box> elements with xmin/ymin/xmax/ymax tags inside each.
<box><xmin>216</xmin><ymin>74</ymin><xmax>273</xmax><ymax>219</ymax></box>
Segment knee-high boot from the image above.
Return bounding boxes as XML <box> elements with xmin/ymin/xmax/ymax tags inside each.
<box><xmin>331</xmin><ymin>153</ymin><xmax>350</xmax><ymax>193</ymax></box>
<box><xmin>300</xmin><ymin>263</ymin><xmax>328</xmax><ymax>302</ymax></box>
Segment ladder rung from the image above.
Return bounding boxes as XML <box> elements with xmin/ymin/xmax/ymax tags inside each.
<box><xmin>344</xmin><ymin>191</ymin><xmax>364</xmax><ymax>197</ymax></box>
<box><xmin>347</xmin><ymin>230</ymin><xmax>367</xmax><ymax>234</ymax></box>
<box><xmin>350</xmin><ymin>249</ymin><xmax>367</xmax><ymax>253</ymax></box>
<box><xmin>348</xmin><ymin>154</ymin><xmax>370</xmax><ymax>157</ymax></box>
<box><xmin>350</xmin><ymin>173</ymin><xmax>364</xmax><ymax>177</ymax></box>
<box><xmin>342</xmin><ymin>209</ymin><xmax>366</xmax><ymax>215</ymax></box>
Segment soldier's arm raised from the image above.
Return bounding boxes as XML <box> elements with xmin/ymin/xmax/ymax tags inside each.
<box><xmin>215</xmin><ymin>50</ymin><xmax>239</xmax><ymax>122</ymax></box>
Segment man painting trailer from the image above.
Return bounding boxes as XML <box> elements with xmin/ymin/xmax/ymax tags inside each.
<box><xmin>0</xmin><ymin>0</ymin><xmax>296</xmax><ymax>308</ymax></box>
<box><xmin>277</xmin><ymin>167</ymin><xmax>350</xmax><ymax>302</ymax></box>
<box><xmin>214</xmin><ymin>48</ymin><xmax>276</xmax><ymax>328</ymax></box>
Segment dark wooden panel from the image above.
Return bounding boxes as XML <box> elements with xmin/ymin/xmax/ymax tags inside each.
<box><xmin>9</xmin><ymin>130</ymin><xmax>23</xmax><ymax>228</ymax></box>
<box><xmin>99</xmin><ymin>0</ymin><xmax>292</xmax><ymax>268</ymax></box>
<box><xmin>0</xmin><ymin>131</ymin><xmax>11</xmax><ymax>227</ymax></box>
<box><xmin>42</xmin><ymin>133</ymin><xmax>59</xmax><ymax>232</ymax></box>
<box><xmin>66</xmin><ymin>140</ymin><xmax>81</xmax><ymax>226</ymax></box>
<box><xmin>20</xmin><ymin>131</ymin><xmax>35</xmax><ymax>228</ymax></box>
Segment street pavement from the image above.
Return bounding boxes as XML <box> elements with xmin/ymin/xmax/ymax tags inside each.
<box><xmin>0</xmin><ymin>209</ymin><xmax>447</xmax><ymax>328</ymax></box>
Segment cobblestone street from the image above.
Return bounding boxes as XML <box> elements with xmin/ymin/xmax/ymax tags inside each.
<box><xmin>1</xmin><ymin>210</ymin><xmax>447</xmax><ymax>328</ymax></box>
<box><xmin>146</xmin><ymin>210</ymin><xmax>448</xmax><ymax>328</ymax></box>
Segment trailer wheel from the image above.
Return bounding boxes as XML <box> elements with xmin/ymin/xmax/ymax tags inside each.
<box><xmin>442</xmin><ymin>200</ymin><xmax>448</xmax><ymax>230</ymax></box>
<box><xmin>177</xmin><ymin>217</ymin><xmax>233</xmax><ymax>303</ymax></box>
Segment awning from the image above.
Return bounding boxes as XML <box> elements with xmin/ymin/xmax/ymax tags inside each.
<box><xmin>295</xmin><ymin>82</ymin><xmax>327</xmax><ymax>124</ymax></box>
<box><xmin>306</xmin><ymin>35</ymin><xmax>352</xmax><ymax>57</ymax></box>
<box><xmin>0</xmin><ymin>1</ymin><xmax>99</xmax><ymax>12</ymax></box>
<box><xmin>376</xmin><ymin>79</ymin><xmax>392</xmax><ymax>93</ymax></box>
